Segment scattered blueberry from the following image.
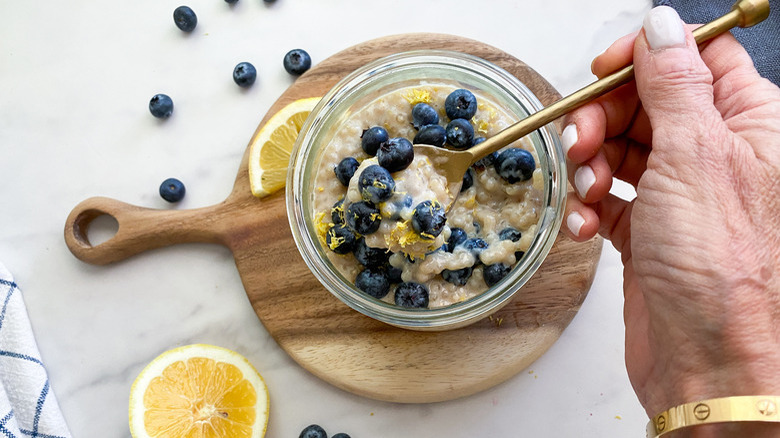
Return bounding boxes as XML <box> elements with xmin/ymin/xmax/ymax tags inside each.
<box><xmin>377</xmin><ymin>137</ymin><xmax>414</xmax><ymax>172</ymax></box>
<box><xmin>360</xmin><ymin>126</ymin><xmax>388</xmax><ymax>156</ymax></box>
<box><xmin>386</xmin><ymin>265</ymin><xmax>403</xmax><ymax>284</ymax></box>
<box><xmin>159</xmin><ymin>178</ymin><xmax>185</xmax><ymax>202</ymax></box>
<box><xmin>353</xmin><ymin>238</ymin><xmax>390</xmax><ymax>268</ymax></box>
<box><xmin>483</xmin><ymin>263</ymin><xmax>512</xmax><ymax>287</ymax></box>
<box><xmin>413</xmin><ymin>124</ymin><xmax>446</xmax><ymax>147</ymax></box>
<box><xmin>411</xmin><ymin>200</ymin><xmax>446</xmax><ymax>240</ymax></box>
<box><xmin>225</xmin><ymin>0</ymin><xmax>238</xmax><ymax>3</ymax></box>
<box><xmin>472</xmin><ymin>150</ymin><xmax>497</xmax><ymax>171</ymax></box>
<box><xmin>447</xmin><ymin>228</ymin><xmax>468</xmax><ymax>252</ymax></box>
<box><xmin>411</xmin><ymin>103</ymin><xmax>439</xmax><ymax>130</ymax></box>
<box><xmin>331</xmin><ymin>198</ymin><xmax>345</xmax><ymax>225</ymax></box>
<box><xmin>326</xmin><ymin>225</ymin><xmax>356</xmax><ymax>254</ymax></box>
<box><xmin>334</xmin><ymin>157</ymin><xmax>360</xmax><ymax>186</ymax></box>
<box><xmin>445</xmin><ymin>89</ymin><xmax>478</xmax><ymax>120</ymax></box>
<box><xmin>462</xmin><ymin>238</ymin><xmax>488</xmax><ymax>259</ymax></box>
<box><xmin>394</xmin><ymin>282</ymin><xmax>429</xmax><ymax>308</ymax></box>
<box><xmin>263</xmin><ymin>0</ymin><xmax>277</xmax><ymax>3</ymax></box>
<box><xmin>494</xmin><ymin>148</ymin><xmax>536</xmax><ymax>183</ymax></box>
<box><xmin>442</xmin><ymin>266</ymin><xmax>473</xmax><ymax>286</ymax></box>
<box><xmin>446</xmin><ymin>119</ymin><xmax>474</xmax><ymax>149</ymax></box>
<box><xmin>332</xmin><ymin>434</ymin><xmax>351</xmax><ymax>438</ymax></box>
<box><xmin>358</xmin><ymin>165</ymin><xmax>395</xmax><ymax>203</ymax></box>
<box><xmin>283</xmin><ymin>49</ymin><xmax>312</xmax><ymax>76</ymax></box>
<box><xmin>299</xmin><ymin>424</ymin><xmax>327</xmax><ymax>438</ymax></box>
<box><xmin>232</xmin><ymin>62</ymin><xmax>256</xmax><ymax>87</ymax></box>
<box><xmin>149</xmin><ymin>94</ymin><xmax>173</xmax><ymax>119</ymax></box>
<box><xmin>356</xmin><ymin>268</ymin><xmax>391</xmax><ymax>299</ymax></box>
<box><xmin>461</xmin><ymin>168</ymin><xmax>474</xmax><ymax>192</ymax></box>
<box><xmin>515</xmin><ymin>250</ymin><xmax>526</xmax><ymax>261</ymax></box>
<box><xmin>499</xmin><ymin>227</ymin><xmax>522</xmax><ymax>242</ymax></box>
<box><xmin>346</xmin><ymin>201</ymin><xmax>381</xmax><ymax>235</ymax></box>
<box><xmin>173</xmin><ymin>6</ymin><xmax>197</xmax><ymax>32</ymax></box>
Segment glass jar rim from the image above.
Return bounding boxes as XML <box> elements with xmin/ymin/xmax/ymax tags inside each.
<box><xmin>287</xmin><ymin>50</ymin><xmax>567</xmax><ymax>330</ymax></box>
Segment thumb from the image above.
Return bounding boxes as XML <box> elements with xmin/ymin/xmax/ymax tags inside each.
<box><xmin>633</xmin><ymin>6</ymin><xmax>723</xmax><ymax>143</ymax></box>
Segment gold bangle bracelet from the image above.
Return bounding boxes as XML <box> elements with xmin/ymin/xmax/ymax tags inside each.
<box><xmin>646</xmin><ymin>395</ymin><xmax>780</xmax><ymax>438</ymax></box>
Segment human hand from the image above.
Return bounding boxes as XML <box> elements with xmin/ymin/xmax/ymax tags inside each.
<box><xmin>561</xmin><ymin>5</ymin><xmax>780</xmax><ymax>430</ymax></box>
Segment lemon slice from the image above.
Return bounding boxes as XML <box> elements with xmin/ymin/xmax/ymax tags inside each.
<box><xmin>129</xmin><ymin>344</ymin><xmax>269</xmax><ymax>438</ymax></box>
<box><xmin>248</xmin><ymin>97</ymin><xmax>321</xmax><ymax>198</ymax></box>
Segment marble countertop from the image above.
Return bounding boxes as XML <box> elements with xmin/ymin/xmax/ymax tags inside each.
<box><xmin>0</xmin><ymin>0</ymin><xmax>652</xmax><ymax>436</ymax></box>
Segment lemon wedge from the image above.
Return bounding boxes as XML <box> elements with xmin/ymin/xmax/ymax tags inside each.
<box><xmin>129</xmin><ymin>344</ymin><xmax>269</xmax><ymax>438</ymax></box>
<box><xmin>248</xmin><ymin>97</ymin><xmax>321</xmax><ymax>197</ymax></box>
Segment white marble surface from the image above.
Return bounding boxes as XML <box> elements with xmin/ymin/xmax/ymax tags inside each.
<box><xmin>0</xmin><ymin>0</ymin><xmax>652</xmax><ymax>436</ymax></box>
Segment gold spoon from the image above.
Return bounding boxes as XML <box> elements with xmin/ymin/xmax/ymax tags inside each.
<box><xmin>416</xmin><ymin>0</ymin><xmax>770</xmax><ymax>209</ymax></box>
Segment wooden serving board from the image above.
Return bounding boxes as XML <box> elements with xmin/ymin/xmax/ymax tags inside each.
<box><xmin>65</xmin><ymin>33</ymin><xmax>603</xmax><ymax>403</ymax></box>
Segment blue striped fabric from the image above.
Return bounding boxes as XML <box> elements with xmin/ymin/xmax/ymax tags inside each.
<box><xmin>653</xmin><ymin>0</ymin><xmax>780</xmax><ymax>86</ymax></box>
<box><xmin>0</xmin><ymin>266</ymin><xmax>70</xmax><ymax>438</ymax></box>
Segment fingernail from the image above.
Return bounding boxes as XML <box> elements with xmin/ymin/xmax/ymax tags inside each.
<box><xmin>561</xmin><ymin>124</ymin><xmax>578</xmax><ymax>157</ymax></box>
<box><xmin>567</xmin><ymin>211</ymin><xmax>586</xmax><ymax>237</ymax></box>
<box><xmin>643</xmin><ymin>6</ymin><xmax>685</xmax><ymax>50</ymax></box>
<box><xmin>574</xmin><ymin>165</ymin><xmax>596</xmax><ymax>199</ymax></box>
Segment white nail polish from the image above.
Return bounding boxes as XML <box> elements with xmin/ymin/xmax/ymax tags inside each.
<box><xmin>567</xmin><ymin>211</ymin><xmax>586</xmax><ymax>237</ymax></box>
<box><xmin>643</xmin><ymin>6</ymin><xmax>685</xmax><ymax>50</ymax></box>
<box><xmin>574</xmin><ymin>165</ymin><xmax>596</xmax><ymax>198</ymax></box>
<box><xmin>561</xmin><ymin>124</ymin><xmax>578</xmax><ymax>157</ymax></box>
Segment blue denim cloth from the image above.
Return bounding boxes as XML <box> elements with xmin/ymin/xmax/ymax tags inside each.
<box><xmin>654</xmin><ymin>0</ymin><xmax>779</xmax><ymax>85</ymax></box>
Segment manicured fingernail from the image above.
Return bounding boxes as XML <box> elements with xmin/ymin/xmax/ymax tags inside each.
<box><xmin>643</xmin><ymin>6</ymin><xmax>685</xmax><ymax>50</ymax></box>
<box><xmin>567</xmin><ymin>211</ymin><xmax>585</xmax><ymax>237</ymax></box>
<box><xmin>561</xmin><ymin>124</ymin><xmax>578</xmax><ymax>157</ymax></box>
<box><xmin>574</xmin><ymin>165</ymin><xmax>596</xmax><ymax>199</ymax></box>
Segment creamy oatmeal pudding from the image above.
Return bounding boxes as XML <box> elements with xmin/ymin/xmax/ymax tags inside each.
<box><xmin>312</xmin><ymin>82</ymin><xmax>543</xmax><ymax>309</ymax></box>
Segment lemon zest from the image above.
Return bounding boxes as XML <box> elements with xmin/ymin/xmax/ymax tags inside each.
<box><xmin>403</xmin><ymin>88</ymin><xmax>432</xmax><ymax>106</ymax></box>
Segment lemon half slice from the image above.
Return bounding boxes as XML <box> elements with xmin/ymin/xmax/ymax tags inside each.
<box><xmin>248</xmin><ymin>97</ymin><xmax>321</xmax><ymax>198</ymax></box>
<box><xmin>129</xmin><ymin>344</ymin><xmax>269</xmax><ymax>438</ymax></box>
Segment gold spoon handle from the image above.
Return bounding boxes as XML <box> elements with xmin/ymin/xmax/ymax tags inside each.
<box><xmin>467</xmin><ymin>0</ymin><xmax>770</xmax><ymax>163</ymax></box>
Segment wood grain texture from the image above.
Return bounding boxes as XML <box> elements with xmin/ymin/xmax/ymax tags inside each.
<box><xmin>63</xmin><ymin>33</ymin><xmax>603</xmax><ymax>403</ymax></box>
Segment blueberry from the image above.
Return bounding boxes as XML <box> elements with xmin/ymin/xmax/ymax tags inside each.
<box><xmin>149</xmin><ymin>94</ymin><xmax>173</xmax><ymax>119</ymax></box>
<box><xmin>445</xmin><ymin>89</ymin><xmax>478</xmax><ymax>120</ymax></box>
<box><xmin>358</xmin><ymin>165</ymin><xmax>395</xmax><ymax>204</ymax></box>
<box><xmin>356</xmin><ymin>268</ymin><xmax>391</xmax><ymax>299</ymax></box>
<box><xmin>225</xmin><ymin>0</ymin><xmax>238</xmax><ymax>3</ymax></box>
<box><xmin>346</xmin><ymin>201</ymin><xmax>381</xmax><ymax>235</ymax></box>
<box><xmin>299</xmin><ymin>424</ymin><xmax>327</xmax><ymax>438</ymax></box>
<box><xmin>394</xmin><ymin>282</ymin><xmax>429</xmax><ymax>308</ymax></box>
<box><xmin>232</xmin><ymin>62</ymin><xmax>257</xmax><ymax>87</ymax></box>
<box><xmin>386</xmin><ymin>265</ymin><xmax>403</xmax><ymax>284</ymax></box>
<box><xmin>377</xmin><ymin>137</ymin><xmax>414</xmax><ymax>172</ymax></box>
<box><xmin>353</xmin><ymin>238</ymin><xmax>390</xmax><ymax>268</ymax></box>
<box><xmin>461</xmin><ymin>168</ymin><xmax>474</xmax><ymax>192</ymax></box>
<box><xmin>334</xmin><ymin>157</ymin><xmax>359</xmax><ymax>186</ymax></box>
<box><xmin>473</xmin><ymin>150</ymin><xmax>497</xmax><ymax>171</ymax></box>
<box><xmin>446</xmin><ymin>119</ymin><xmax>474</xmax><ymax>150</ymax></box>
<box><xmin>326</xmin><ymin>225</ymin><xmax>357</xmax><ymax>254</ymax></box>
<box><xmin>515</xmin><ymin>250</ymin><xmax>526</xmax><ymax>261</ymax></box>
<box><xmin>173</xmin><ymin>6</ymin><xmax>197</xmax><ymax>32</ymax></box>
<box><xmin>447</xmin><ymin>228</ymin><xmax>468</xmax><ymax>252</ymax></box>
<box><xmin>494</xmin><ymin>148</ymin><xmax>536</xmax><ymax>183</ymax></box>
<box><xmin>283</xmin><ymin>49</ymin><xmax>311</xmax><ymax>76</ymax></box>
<box><xmin>159</xmin><ymin>178</ymin><xmax>185</xmax><ymax>202</ymax></box>
<box><xmin>462</xmin><ymin>238</ymin><xmax>488</xmax><ymax>258</ymax></box>
<box><xmin>331</xmin><ymin>198</ymin><xmax>345</xmax><ymax>225</ymax></box>
<box><xmin>442</xmin><ymin>266</ymin><xmax>473</xmax><ymax>286</ymax></box>
<box><xmin>411</xmin><ymin>103</ymin><xmax>439</xmax><ymax>130</ymax></box>
<box><xmin>413</xmin><ymin>124</ymin><xmax>446</xmax><ymax>147</ymax></box>
<box><xmin>332</xmin><ymin>434</ymin><xmax>351</xmax><ymax>438</ymax></box>
<box><xmin>499</xmin><ymin>227</ymin><xmax>522</xmax><ymax>242</ymax></box>
<box><xmin>483</xmin><ymin>263</ymin><xmax>512</xmax><ymax>287</ymax></box>
<box><xmin>411</xmin><ymin>200</ymin><xmax>446</xmax><ymax>240</ymax></box>
<box><xmin>360</xmin><ymin>126</ymin><xmax>388</xmax><ymax>156</ymax></box>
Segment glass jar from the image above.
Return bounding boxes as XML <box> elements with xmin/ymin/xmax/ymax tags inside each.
<box><xmin>287</xmin><ymin>50</ymin><xmax>566</xmax><ymax>331</ymax></box>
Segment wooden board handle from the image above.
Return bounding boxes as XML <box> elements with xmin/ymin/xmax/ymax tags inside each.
<box><xmin>64</xmin><ymin>196</ymin><xmax>232</xmax><ymax>265</ymax></box>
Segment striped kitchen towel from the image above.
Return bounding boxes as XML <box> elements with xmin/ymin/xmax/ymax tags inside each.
<box><xmin>653</xmin><ymin>0</ymin><xmax>780</xmax><ymax>86</ymax></box>
<box><xmin>0</xmin><ymin>263</ymin><xmax>71</xmax><ymax>437</ymax></box>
